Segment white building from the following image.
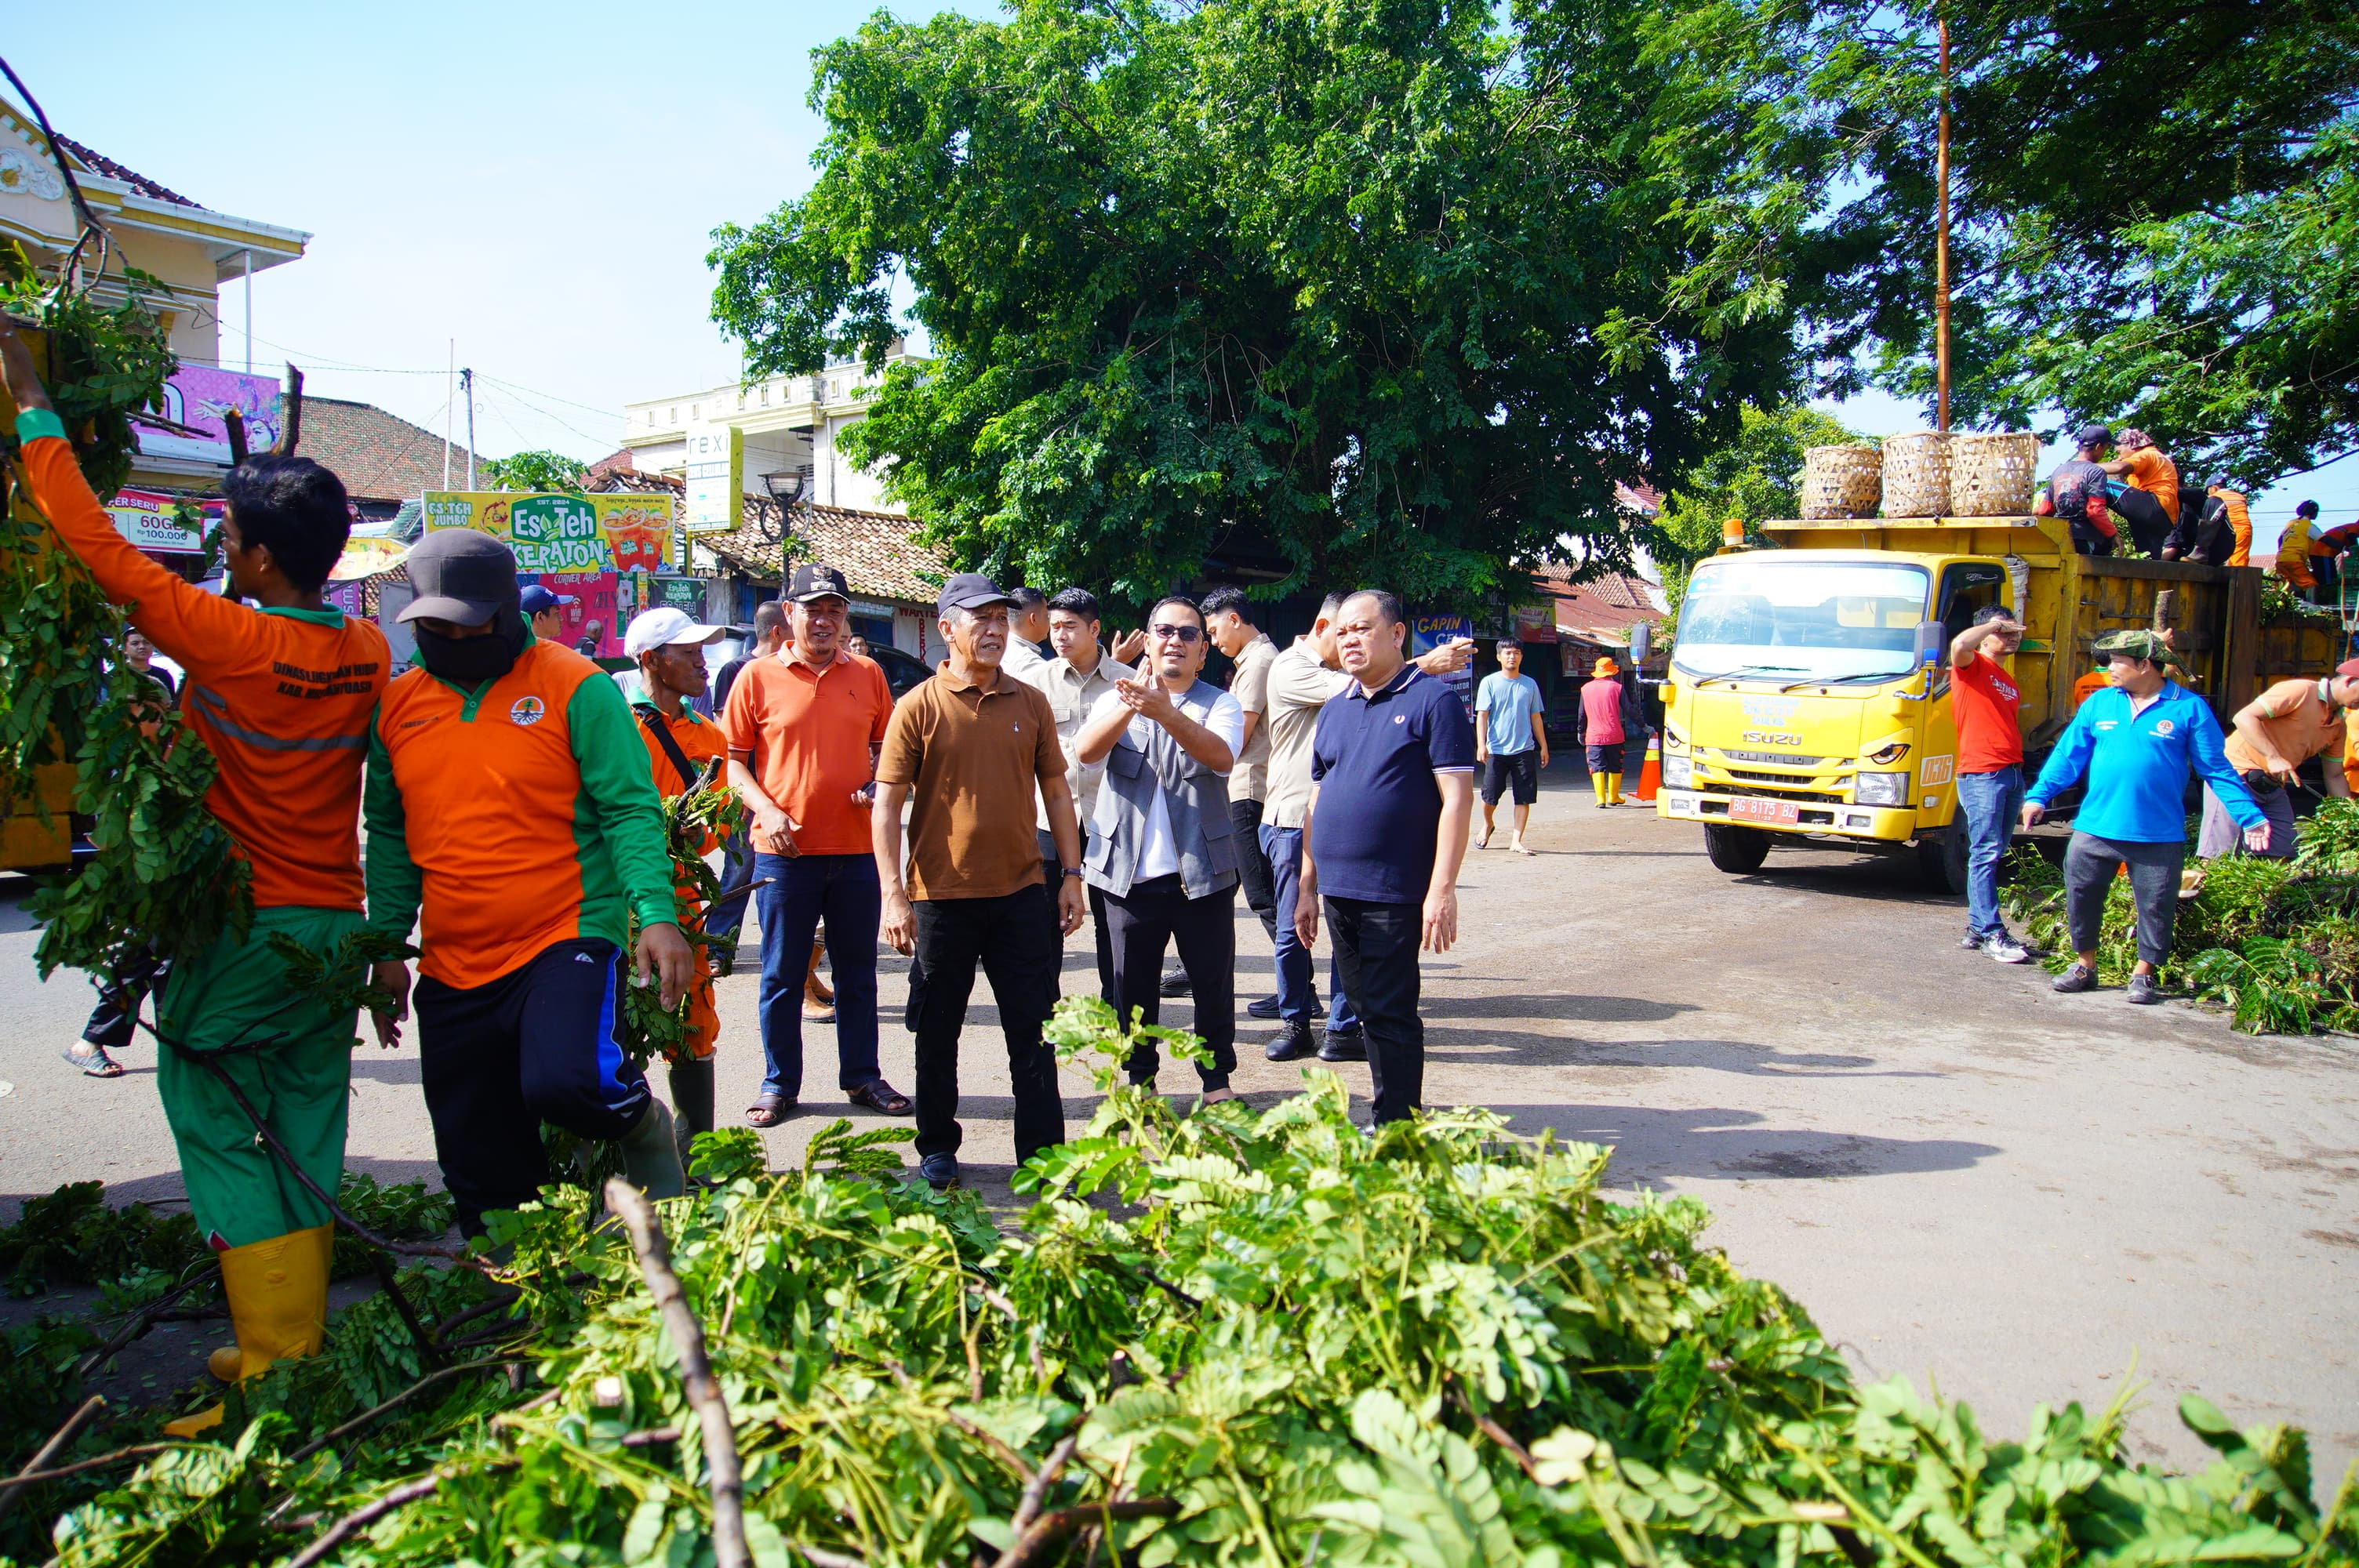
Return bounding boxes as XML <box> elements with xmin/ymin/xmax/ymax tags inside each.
<box><xmin>620</xmin><ymin>343</ymin><xmax>925</xmax><ymax>514</ymax></box>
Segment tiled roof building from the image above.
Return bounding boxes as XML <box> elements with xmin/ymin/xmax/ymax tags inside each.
<box><xmin>298</xmin><ymin>397</ymin><xmax>482</xmax><ymax>516</ymax></box>
<box><xmin>587</xmin><ymin>466</ymin><xmax>948</xmax><ymax>607</ymax></box>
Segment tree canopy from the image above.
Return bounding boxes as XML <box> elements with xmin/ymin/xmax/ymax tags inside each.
<box><xmin>1682</xmin><ymin>0</ymin><xmax>2359</xmax><ymax>481</ymax></box>
<box><xmin>709</xmin><ymin>0</ymin><xmax>1805</xmax><ymax>609</ymax></box>
<box><xmin>481</xmin><ymin>449</ymin><xmax>589</xmax><ymax>493</ymax></box>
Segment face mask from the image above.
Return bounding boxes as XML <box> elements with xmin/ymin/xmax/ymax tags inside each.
<box><xmin>415</xmin><ymin>607</ymin><xmax>526</xmax><ymax>685</ymax></box>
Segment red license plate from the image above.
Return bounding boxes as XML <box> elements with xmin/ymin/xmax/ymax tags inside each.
<box><xmin>1728</xmin><ymin>797</ymin><xmax>1801</xmax><ymax>826</ymax></box>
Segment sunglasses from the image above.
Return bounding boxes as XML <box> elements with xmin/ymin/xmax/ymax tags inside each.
<box><xmin>1148</xmin><ymin>623</ymin><xmax>1204</xmax><ymax>643</ymax></box>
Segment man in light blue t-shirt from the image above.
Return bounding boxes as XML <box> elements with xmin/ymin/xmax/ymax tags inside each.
<box><xmin>1474</xmin><ymin>641</ymin><xmax>1550</xmax><ymax>853</ymax></box>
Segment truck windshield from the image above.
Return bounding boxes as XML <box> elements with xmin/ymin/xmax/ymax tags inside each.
<box><xmin>1674</xmin><ymin>558</ymin><xmax>1932</xmax><ymax>683</ymax></box>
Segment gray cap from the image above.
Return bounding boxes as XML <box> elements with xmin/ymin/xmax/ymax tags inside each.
<box><xmin>399</xmin><ymin>528</ymin><xmax>518</xmax><ymax>626</ymax></box>
<box><xmin>2073</xmin><ymin>423</ymin><xmax>2113</xmax><ymax>448</ymax></box>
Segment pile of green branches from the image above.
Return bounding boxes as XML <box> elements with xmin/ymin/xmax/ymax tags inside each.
<box><xmin>3</xmin><ymin>1002</ymin><xmax>2350</xmax><ymax>1566</ymax></box>
<box><xmin>2005</xmin><ymin>797</ymin><xmax>2359</xmax><ymax>1033</ymax></box>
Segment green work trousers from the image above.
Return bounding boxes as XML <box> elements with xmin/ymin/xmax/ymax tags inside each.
<box><xmin>154</xmin><ymin>906</ymin><xmax>363</xmax><ymax>1250</ymax></box>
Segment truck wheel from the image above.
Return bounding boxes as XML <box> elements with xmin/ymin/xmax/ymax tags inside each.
<box><xmin>1703</xmin><ymin>823</ymin><xmax>1772</xmax><ymax>873</ymax></box>
<box><xmin>1917</xmin><ymin>826</ymin><xmax>1969</xmax><ymax>895</ymax></box>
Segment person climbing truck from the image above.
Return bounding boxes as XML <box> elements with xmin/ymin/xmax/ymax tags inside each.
<box><xmin>363</xmin><ymin>528</ymin><xmax>694</xmax><ymax>1237</ymax></box>
<box><xmin>0</xmin><ymin>321</ymin><xmax>392</xmax><ymax>1436</ymax></box>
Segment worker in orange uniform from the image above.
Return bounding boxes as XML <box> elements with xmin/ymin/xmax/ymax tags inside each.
<box><xmin>1</xmin><ymin>324</ymin><xmax>391</xmax><ymax>1437</ymax></box>
<box><xmin>2276</xmin><ymin>502</ymin><xmax>2321</xmax><ymax>597</ymax></box>
<box><xmin>624</xmin><ymin>606</ymin><xmax>731</xmax><ymax>1162</ymax></box>
<box><xmin>363</xmin><ymin>530</ymin><xmax>692</xmax><ymax>1236</ymax></box>
<box><xmin>2099</xmin><ymin>428</ymin><xmax>2180</xmax><ymax>557</ymax></box>
<box><xmin>2164</xmin><ymin>475</ymin><xmax>2252</xmax><ymax>566</ymax></box>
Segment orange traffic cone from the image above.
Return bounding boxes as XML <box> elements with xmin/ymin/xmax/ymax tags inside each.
<box><xmin>1633</xmin><ymin>736</ymin><xmax>1662</xmax><ymax>802</ymax></box>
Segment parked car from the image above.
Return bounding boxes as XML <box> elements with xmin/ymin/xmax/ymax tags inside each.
<box><xmin>867</xmin><ymin>644</ymin><xmax>936</xmax><ymax>700</ymax></box>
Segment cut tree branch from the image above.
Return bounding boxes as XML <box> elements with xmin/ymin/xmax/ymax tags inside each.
<box><xmin>606</xmin><ymin>1178</ymin><xmax>751</xmax><ymax>1568</ymax></box>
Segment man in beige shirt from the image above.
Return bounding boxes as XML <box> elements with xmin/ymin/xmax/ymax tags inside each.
<box><xmin>1202</xmin><ymin>587</ymin><xmax>1284</xmax><ymax>1013</ymax></box>
<box><xmin>1018</xmin><ymin>586</ymin><xmax>1136</xmax><ymax>1000</ymax></box>
<box><xmin>1258</xmin><ymin>590</ymin><xmax>1471</xmax><ymax>1062</ymax></box>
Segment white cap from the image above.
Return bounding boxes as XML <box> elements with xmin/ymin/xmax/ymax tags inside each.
<box><xmin>623</xmin><ymin>607</ymin><xmax>723</xmax><ymax>658</ymax></box>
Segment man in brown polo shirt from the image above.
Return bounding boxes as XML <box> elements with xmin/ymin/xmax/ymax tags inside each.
<box><xmin>874</xmin><ymin>572</ymin><xmax>1085</xmax><ymax>1189</ymax></box>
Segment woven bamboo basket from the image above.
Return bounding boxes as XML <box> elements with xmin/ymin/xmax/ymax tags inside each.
<box><xmin>1800</xmin><ymin>445</ymin><xmax>1884</xmax><ymax>519</ymax></box>
<box><xmin>1948</xmin><ymin>431</ymin><xmax>2040</xmax><ymax>516</ymax></box>
<box><xmin>1881</xmin><ymin>431</ymin><xmax>1952</xmax><ymax>517</ymax></box>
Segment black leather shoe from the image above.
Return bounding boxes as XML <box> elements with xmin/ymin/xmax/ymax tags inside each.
<box><xmin>918</xmin><ymin>1152</ymin><xmax>960</xmax><ymax>1191</ymax></box>
<box><xmin>1264</xmin><ymin>1022</ymin><xmax>1316</xmax><ymax>1062</ymax></box>
<box><xmin>1245</xmin><ymin>994</ymin><xmax>1282</xmax><ymax>1019</ymax></box>
<box><xmin>1159</xmin><ymin>967</ymin><xmax>1192</xmax><ymax>997</ymax></box>
<box><xmin>1318</xmin><ymin>1028</ymin><xmax>1367</xmax><ymax>1062</ymax></box>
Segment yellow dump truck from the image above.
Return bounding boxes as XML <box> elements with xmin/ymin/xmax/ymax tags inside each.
<box><xmin>1656</xmin><ymin>512</ymin><xmax>2342</xmax><ymax>889</ymax></box>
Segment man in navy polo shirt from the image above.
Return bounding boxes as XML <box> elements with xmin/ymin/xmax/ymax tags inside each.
<box><xmin>1293</xmin><ymin>589</ymin><xmax>1476</xmax><ymax>1124</ymax></box>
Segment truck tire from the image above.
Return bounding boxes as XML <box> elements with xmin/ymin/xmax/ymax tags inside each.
<box><xmin>1703</xmin><ymin>823</ymin><xmax>1772</xmax><ymax>873</ymax></box>
<box><xmin>1917</xmin><ymin>826</ymin><xmax>1969</xmax><ymax>895</ymax></box>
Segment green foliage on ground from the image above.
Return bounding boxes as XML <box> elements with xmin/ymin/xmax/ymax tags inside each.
<box><xmin>6</xmin><ymin>1003</ymin><xmax>2354</xmax><ymax>1566</ymax></box>
<box><xmin>707</xmin><ymin>0</ymin><xmax>1805</xmax><ymax>609</ymax></box>
<box><xmin>2004</xmin><ymin>797</ymin><xmax>2359</xmax><ymax>1033</ymax></box>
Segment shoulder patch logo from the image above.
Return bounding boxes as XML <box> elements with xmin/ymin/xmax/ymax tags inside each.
<box><xmin>510</xmin><ymin>695</ymin><xmax>547</xmax><ymax>727</ymax></box>
<box><xmin>1394</xmin><ymin>713</ymin><xmax>1407</xmax><ymax>724</ymax></box>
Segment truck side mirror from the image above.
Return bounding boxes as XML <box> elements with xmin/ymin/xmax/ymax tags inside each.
<box><xmin>1913</xmin><ymin>620</ymin><xmax>1946</xmax><ymax>667</ymax></box>
<box><xmin>1628</xmin><ymin>625</ymin><xmax>1652</xmax><ymax>666</ymax></box>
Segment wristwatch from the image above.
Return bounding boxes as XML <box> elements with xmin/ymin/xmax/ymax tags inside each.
<box><xmin>1060</xmin><ymin>866</ymin><xmax>1085</xmax><ymax>877</ymax></box>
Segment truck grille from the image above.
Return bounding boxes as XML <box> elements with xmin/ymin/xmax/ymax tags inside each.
<box><xmin>1725</xmin><ymin>768</ymin><xmax>1836</xmax><ymax>789</ymax></box>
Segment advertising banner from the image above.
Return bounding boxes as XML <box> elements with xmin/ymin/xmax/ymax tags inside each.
<box><xmin>1410</xmin><ymin>612</ymin><xmax>1476</xmax><ymax>717</ymax></box>
<box><xmin>647</xmin><ymin>575</ymin><xmax>707</xmax><ymax>612</ymax></box>
<box><xmin>525</xmin><ymin>571</ymin><xmax>620</xmax><ymax>657</ymax></box>
<box><xmin>1512</xmin><ymin>603</ymin><xmax>1558</xmax><ymax>642</ymax></box>
<box><xmin>104</xmin><ymin>489</ymin><xmax>221</xmax><ymax>554</ymax></box>
<box><xmin>133</xmin><ymin>365</ymin><xmax>285</xmax><ymax>463</ymax></box>
<box><xmin>423</xmin><ymin>492</ymin><xmax>676</xmax><ymax>574</ymax></box>
<box><xmin>682</xmin><ymin>421</ymin><xmax>743</xmax><ymax>534</ymax></box>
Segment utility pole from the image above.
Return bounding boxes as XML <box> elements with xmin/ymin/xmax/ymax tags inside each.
<box><xmin>444</xmin><ymin>341</ymin><xmax>454</xmax><ymax>488</ymax></box>
<box><xmin>1935</xmin><ymin>13</ymin><xmax>1953</xmax><ymax>432</ymax></box>
<box><xmin>462</xmin><ymin>367</ymin><xmax>476</xmax><ymax>489</ymax></box>
<box><xmin>242</xmin><ymin>250</ymin><xmax>253</xmax><ymax>374</ymax></box>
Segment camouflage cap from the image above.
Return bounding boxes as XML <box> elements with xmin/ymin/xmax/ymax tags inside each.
<box><xmin>2092</xmin><ymin>629</ymin><xmax>2181</xmax><ymax>669</ymax></box>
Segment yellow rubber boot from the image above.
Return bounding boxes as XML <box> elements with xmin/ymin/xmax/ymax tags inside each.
<box><xmin>162</xmin><ymin>1224</ymin><xmax>333</xmax><ymax>1438</ymax></box>
<box><xmin>1590</xmin><ymin>772</ymin><xmax>1605</xmax><ymax>803</ymax></box>
<box><xmin>1607</xmin><ymin>772</ymin><xmax>1624</xmax><ymax>804</ymax></box>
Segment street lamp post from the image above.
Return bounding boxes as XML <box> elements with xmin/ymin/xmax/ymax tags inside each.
<box><xmin>761</xmin><ymin>469</ymin><xmax>806</xmax><ymax>583</ymax></box>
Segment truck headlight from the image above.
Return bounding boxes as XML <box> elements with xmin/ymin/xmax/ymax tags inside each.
<box><xmin>1853</xmin><ymin>771</ymin><xmax>1909</xmax><ymax>808</ymax></box>
<box><xmin>1661</xmin><ymin>754</ymin><xmax>1693</xmax><ymax>789</ymax></box>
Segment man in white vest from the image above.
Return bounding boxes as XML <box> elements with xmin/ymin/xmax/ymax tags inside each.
<box><xmin>1075</xmin><ymin>595</ymin><xmax>1246</xmax><ymax>1102</ymax></box>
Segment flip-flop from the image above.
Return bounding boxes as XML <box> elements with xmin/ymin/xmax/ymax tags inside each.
<box><xmin>847</xmin><ymin>1080</ymin><xmax>913</xmax><ymax>1116</ymax></box>
<box><xmin>63</xmin><ymin>1044</ymin><xmax>125</xmax><ymax>1078</ymax></box>
<box><xmin>744</xmin><ymin>1094</ymin><xmax>794</xmax><ymax>1128</ymax></box>
<box><xmin>1200</xmin><ymin>1086</ymin><xmax>1238</xmax><ymax>1105</ymax></box>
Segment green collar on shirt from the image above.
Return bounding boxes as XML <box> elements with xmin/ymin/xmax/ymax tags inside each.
<box><xmin>260</xmin><ymin>605</ymin><xmax>346</xmax><ymax>626</ymax></box>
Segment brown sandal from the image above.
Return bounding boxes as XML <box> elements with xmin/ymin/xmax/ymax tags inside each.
<box><xmin>847</xmin><ymin>1080</ymin><xmax>912</xmax><ymax>1116</ymax></box>
<box><xmin>745</xmin><ymin>1093</ymin><xmax>795</xmax><ymax>1128</ymax></box>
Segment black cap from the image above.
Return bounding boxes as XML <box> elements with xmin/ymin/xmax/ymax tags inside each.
<box><xmin>2073</xmin><ymin>422</ymin><xmax>2112</xmax><ymax>448</ymax></box>
<box><xmin>788</xmin><ymin>563</ymin><xmax>851</xmax><ymax>604</ymax></box>
<box><xmin>936</xmin><ymin>571</ymin><xmax>1012</xmax><ymax>619</ymax></box>
<box><xmin>400</xmin><ymin>528</ymin><xmax>518</xmax><ymax>626</ymax></box>
<box><xmin>2297</xmin><ymin>499</ymin><xmax>2321</xmax><ymax>518</ymax></box>
<box><xmin>2205</xmin><ymin>473</ymin><xmax>2230</xmax><ymax>492</ymax></box>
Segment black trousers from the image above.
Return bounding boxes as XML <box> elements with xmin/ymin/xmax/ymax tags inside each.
<box><xmin>413</xmin><ymin>937</ymin><xmax>653</xmax><ymax>1236</ymax></box>
<box><xmin>1102</xmin><ymin>873</ymin><xmax>1238</xmax><ymax>1088</ymax></box>
<box><xmin>1039</xmin><ymin>828</ymin><xmax>1118</xmax><ymax>1004</ymax></box>
<box><xmin>1326</xmin><ymin>895</ymin><xmax>1425</xmax><ymax>1123</ymax></box>
<box><xmin>2112</xmin><ymin>488</ymin><xmax>2174</xmax><ymax>556</ymax></box>
<box><xmin>1230</xmin><ymin>799</ymin><xmax>1277</xmax><ymax>941</ymax></box>
<box><xmin>83</xmin><ymin>949</ymin><xmax>168</xmax><ymax>1051</ymax></box>
<box><xmin>2063</xmin><ymin>831</ymin><xmax>2183</xmax><ymax>967</ymax></box>
<box><xmin>911</xmin><ymin>890</ymin><xmax>1067</xmax><ymax>1164</ymax></box>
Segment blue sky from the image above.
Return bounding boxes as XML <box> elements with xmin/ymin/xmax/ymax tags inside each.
<box><xmin>9</xmin><ymin>1</ymin><xmax>2348</xmax><ymax>550</ymax></box>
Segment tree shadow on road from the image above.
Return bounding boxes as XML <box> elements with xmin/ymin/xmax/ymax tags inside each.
<box><xmin>1425</xmin><ymin>1029</ymin><xmax>1939</xmax><ymax>1078</ymax></box>
<box><xmin>1479</xmin><ymin>1102</ymin><xmax>2000</xmax><ymax>1181</ymax></box>
<box><xmin>1420</xmin><ymin>992</ymin><xmax>1695</xmax><ymax>1024</ymax></box>
<box><xmin>1729</xmin><ymin>858</ymin><xmax>1959</xmax><ymax>906</ymax></box>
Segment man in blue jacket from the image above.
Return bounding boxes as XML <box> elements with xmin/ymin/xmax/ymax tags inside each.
<box><xmin>2021</xmin><ymin>630</ymin><xmax>2267</xmax><ymax>1004</ymax></box>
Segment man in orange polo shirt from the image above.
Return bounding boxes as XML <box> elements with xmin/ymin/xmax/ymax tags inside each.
<box><xmin>365</xmin><ymin>530</ymin><xmax>692</xmax><ymax>1235</ymax></box>
<box><xmin>2</xmin><ymin>322</ymin><xmax>391</xmax><ymax>1436</ymax></box>
<box><xmin>724</xmin><ymin>564</ymin><xmax>906</xmax><ymax>1127</ymax></box>
<box><xmin>2197</xmin><ymin>660</ymin><xmax>2359</xmax><ymax>859</ymax></box>
<box><xmin>626</xmin><ymin>606</ymin><xmax>730</xmax><ymax>1158</ymax></box>
<box><xmin>874</xmin><ymin>573</ymin><xmax>1085</xmax><ymax>1190</ymax></box>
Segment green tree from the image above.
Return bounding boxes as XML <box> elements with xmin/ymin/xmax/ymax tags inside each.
<box><xmin>1654</xmin><ymin>403</ymin><xmax>1864</xmax><ymax>628</ymax></box>
<box><xmin>1667</xmin><ymin>0</ymin><xmax>2359</xmax><ymax>478</ymax></box>
<box><xmin>481</xmin><ymin>449</ymin><xmax>588</xmax><ymax>493</ymax></box>
<box><xmin>707</xmin><ymin>0</ymin><xmax>1807</xmax><ymax>609</ymax></box>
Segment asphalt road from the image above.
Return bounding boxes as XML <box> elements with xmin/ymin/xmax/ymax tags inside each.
<box><xmin>2</xmin><ymin>768</ymin><xmax>2353</xmax><ymax>1482</ymax></box>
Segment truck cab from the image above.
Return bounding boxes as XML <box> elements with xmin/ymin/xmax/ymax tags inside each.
<box><xmin>1654</xmin><ymin>512</ymin><xmax>2331</xmax><ymax>888</ymax></box>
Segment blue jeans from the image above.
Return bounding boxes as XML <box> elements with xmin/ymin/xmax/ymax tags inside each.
<box><xmin>704</xmin><ymin>826</ymin><xmax>754</xmax><ymax>941</ymax></box>
<box><xmin>1259</xmin><ymin>822</ymin><xmax>1359</xmax><ymax>1033</ymax></box>
<box><xmin>1955</xmin><ymin>765</ymin><xmax>2023</xmax><ymax>938</ymax></box>
<box><xmin>754</xmin><ymin>853</ymin><xmax>882</xmax><ymax>1099</ymax></box>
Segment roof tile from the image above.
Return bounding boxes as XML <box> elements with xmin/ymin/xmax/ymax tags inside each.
<box><xmin>297</xmin><ymin>397</ymin><xmax>483</xmax><ymax>505</ymax></box>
